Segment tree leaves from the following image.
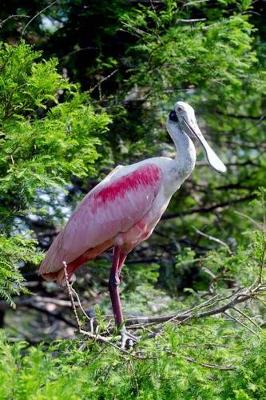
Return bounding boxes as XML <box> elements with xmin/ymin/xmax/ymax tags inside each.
<box><xmin>0</xmin><ymin>43</ymin><xmax>111</xmax><ymax>302</ymax></box>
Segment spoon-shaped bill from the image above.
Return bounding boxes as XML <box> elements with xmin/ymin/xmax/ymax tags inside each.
<box><xmin>182</xmin><ymin>119</ymin><xmax>226</xmax><ymax>173</ymax></box>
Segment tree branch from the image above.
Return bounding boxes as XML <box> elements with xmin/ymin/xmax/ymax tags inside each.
<box><xmin>22</xmin><ymin>0</ymin><xmax>58</xmax><ymax>36</ymax></box>
<box><xmin>217</xmin><ymin>111</ymin><xmax>265</xmax><ymax>121</ymax></box>
<box><xmin>162</xmin><ymin>195</ymin><xmax>255</xmax><ymax>220</ymax></box>
<box><xmin>0</xmin><ymin>15</ymin><xmax>29</xmax><ymax>28</ymax></box>
<box><xmin>0</xmin><ymin>297</ymin><xmax>76</xmax><ymax>328</ymax></box>
<box><xmin>125</xmin><ymin>283</ymin><xmax>265</xmax><ymax>327</ymax></box>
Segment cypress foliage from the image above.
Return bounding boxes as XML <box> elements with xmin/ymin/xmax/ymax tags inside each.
<box><xmin>0</xmin><ymin>43</ymin><xmax>110</xmax><ymax>304</ymax></box>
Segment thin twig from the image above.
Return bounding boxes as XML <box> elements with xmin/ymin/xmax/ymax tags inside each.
<box><xmin>232</xmin><ymin>306</ymin><xmax>261</xmax><ymax>330</ymax></box>
<box><xmin>234</xmin><ymin>210</ymin><xmax>264</xmax><ymax>231</ymax></box>
<box><xmin>89</xmin><ymin>69</ymin><xmax>118</xmax><ymax>94</ymax></box>
<box><xmin>22</xmin><ymin>0</ymin><xmax>58</xmax><ymax>36</ymax></box>
<box><xmin>201</xmin><ymin>267</ymin><xmax>217</xmax><ymax>280</ymax></box>
<box><xmin>194</xmin><ymin>227</ymin><xmax>232</xmax><ymax>254</ymax></box>
<box><xmin>71</xmin><ymin>286</ymin><xmax>95</xmax><ymax>332</ymax></box>
<box><xmin>177</xmin><ymin>294</ymin><xmax>221</xmax><ymax>317</ymax></box>
<box><xmin>20</xmin><ymin>302</ymin><xmax>76</xmax><ymax>328</ymax></box>
<box><xmin>0</xmin><ymin>14</ymin><xmax>29</xmax><ymax>28</ymax></box>
<box><xmin>63</xmin><ymin>261</ymin><xmax>81</xmax><ymax>331</ymax></box>
<box><xmin>70</xmin><ymin>287</ymin><xmax>90</xmax><ymax>321</ymax></box>
<box><xmin>176</xmin><ymin>18</ymin><xmax>206</xmax><ymax>23</ymax></box>
<box><xmin>33</xmin><ymin>296</ymin><xmax>78</xmax><ymax>307</ymax></box>
<box><xmin>258</xmin><ymin>240</ymin><xmax>266</xmax><ymax>284</ymax></box>
<box><xmin>79</xmin><ymin>329</ymin><xmax>131</xmax><ymax>354</ymax></box>
<box><xmin>223</xmin><ymin>311</ymin><xmax>259</xmax><ymax>337</ymax></box>
<box><xmin>184</xmin><ymin>356</ymin><xmax>235</xmax><ymax>371</ymax></box>
<box><xmin>125</xmin><ymin>284</ymin><xmax>264</xmax><ymax>328</ymax></box>
<box><xmin>63</xmin><ymin>262</ymin><xmax>135</xmax><ymax>354</ymax></box>
<box><xmin>160</xmin><ymin>350</ymin><xmax>235</xmax><ymax>370</ymax></box>
<box><xmin>163</xmin><ymin>195</ymin><xmax>256</xmax><ymax>220</ymax></box>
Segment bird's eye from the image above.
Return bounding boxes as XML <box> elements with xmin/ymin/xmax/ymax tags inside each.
<box><xmin>176</xmin><ymin>107</ymin><xmax>183</xmax><ymax>112</ymax></box>
<box><xmin>169</xmin><ymin>110</ymin><xmax>178</xmax><ymax>122</ymax></box>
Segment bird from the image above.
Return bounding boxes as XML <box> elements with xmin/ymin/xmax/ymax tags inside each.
<box><xmin>39</xmin><ymin>101</ymin><xmax>226</xmax><ymax>336</ymax></box>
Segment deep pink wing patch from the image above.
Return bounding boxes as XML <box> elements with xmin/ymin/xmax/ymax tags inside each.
<box><xmin>92</xmin><ymin>164</ymin><xmax>161</xmax><ymax>207</ymax></box>
<box><xmin>40</xmin><ymin>163</ymin><xmax>162</xmax><ymax>274</ymax></box>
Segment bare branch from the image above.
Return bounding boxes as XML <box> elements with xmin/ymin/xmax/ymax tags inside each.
<box><xmin>232</xmin><ymin>306</ymin><xmax>261</xmax><ymax>330</ymax></box>
<box><xmin>223</xmin><ymin>311</ymin><xmax>259</xmax><ymax>337</ymax></box>
<box><xmin>234</xmin><ymin>210</ymin><xmax>264</xmax><ymax>231</ymax></box>
<box><xmin>162</xmin><ymin>195</ymin><xmax>255</xmax><ymax>220</ymax></box>
<box><xmin>217</xmin><ymin>111</ymin><xmax>265</xmax><ymax>121</ymax></box>
<box><xmin>193</xmin><ymin>227</ymin><xmax>232</xmax><ymax>254</ymax></box>
<box><xmin>63</xmin><ymin>261</ymin><xmax>81</xmax><ymax>331</ymax></box>
<box><xmin>89</xmin><ymin>69</ymin><xmax>118</xmax><ymax>94</ymax></box>
<box><xmin>258</xmin><ymin>239</ymin><xmax>266</xmax><ymax>284</ymax></box>
<box><xmin>0</xmin><ymin>15</ymin><xmax>29</xmax><ymax>28</ymax></box>
<box><xmin>182</xmin><ymin>355</ymin><xmax>234</xmax><ymax>371</ymax></box>
<box><xmin>125</xmin><ymin>283</ymin><xmax>265</xmax><ymax>328</ymax></box>
<box><xmin>176</xmin><ymin>18</ymin><xmax>206</xmax><ymax>23</ymax></box>
<box><xmin>20</xmin><ymin>302</ymin><xmax>76</xmax><ymax>328</ymax></box>
<box><xmin>22</xmin><ymin>0</ymin><xmax>58</xmax><ymax>36</ymax></box>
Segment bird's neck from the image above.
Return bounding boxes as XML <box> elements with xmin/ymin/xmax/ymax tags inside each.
<box><xmin>167</xmin><ymin>121</ymin><xmax>196</xmax><ymax>181</ymax></box>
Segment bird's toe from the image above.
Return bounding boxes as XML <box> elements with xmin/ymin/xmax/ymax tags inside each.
<box><xmin>120</xmin><ymin>326</ymin><xmax>138</xmax><ymax>349</ymax></box>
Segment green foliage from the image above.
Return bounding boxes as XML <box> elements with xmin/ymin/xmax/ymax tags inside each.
<box><xmin>0</xmin><ymin>3</ymin><xmax>265</xmax><ymax>398</ymax></box>
<box><xmin>204</xmin><ymin>229</ymin><xmax>266</xmax><ymax>287</ymax></box>
<box><xmin>0</xmin><ymin>42</ymin><xmax>111</xmax><ymax>302</ymax></box>
<box><xmin>0</xmin><ymin>235</ymin><xmax>41</xmax><ymax>306</ymax></box>
<box><xmin>122</xmin><ymin>2</ymin><xmax>259</xmax><ymax>103</ymax></box>
<box><xmin>0</xmin><ymin>43</ymin><xmax>67</xmax><ymax>118</ymax></box>
<box><xmin>1</xmin><ymin>220</ymin><xmax>265</xmax><ymax>398</ymax></box>
<box><xmin>0</xmin><ymin>1</ymin><xmax>265</xmax><ymax>294</ymax></box>
<box><xmin>118</xmin><ymin>0</ymin><xmax>266</xmax><ymax>238</ymax></box>
<box><xmin>0</xmin><ymin>43</ymin><xmax>110</xmax><ymax>213</ymax></box>
<box><xmin>0</xmin><ymin>322</ymin><xmax>265</xmax><ymax>400</ymax></box>
<box><xmin>171</xmin><ymin>219</ymin><xmax>266</xmax><ymax>293</ymax></box>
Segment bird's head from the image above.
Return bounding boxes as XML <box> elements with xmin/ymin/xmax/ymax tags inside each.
<box><xmin>168</xmin><ymin>101</ymin><xmax>226</xmax><ymax>173</ymax></box>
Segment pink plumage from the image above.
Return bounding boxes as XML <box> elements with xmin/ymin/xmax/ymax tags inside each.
<box><xmin>39</xmin><ymin>101</ymin><xmax>226</xmax><ymax>330</ymax></box>
<box><xmin>39</xmin><ymin>163</ymin><xmax>163</xmax><ymax>284</ymax></box>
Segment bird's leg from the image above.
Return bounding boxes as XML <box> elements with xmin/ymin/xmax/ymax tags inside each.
<box><xmin>108</xmin><ymin>246</ymin><xmax>124</xmax><ymax>326</ymax></box>
<box><xmin>109</xmin><ymin>248</ymin><xmax>138</xmax><ymax>349</ymax></box>
<box><xmin>117</xmin><ymin>252</ymin><xmax>127</xmax><ymax>281</ymax></box>
<box><xmin>120</xmin><ymin>325</ymin><xmax>138</xmax><ymax>350</ymax></box>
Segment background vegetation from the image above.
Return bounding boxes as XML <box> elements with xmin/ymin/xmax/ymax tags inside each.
<box><xmin>0</xmin><ymin>1</ymin><xmax>265</xmax><ymax>399</ymax></box>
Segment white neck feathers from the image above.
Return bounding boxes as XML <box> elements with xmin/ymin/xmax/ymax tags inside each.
<box><xmin>167</xmin><ymin>121</ymin><xmax>196</xmax><ymax>181</ymax></box>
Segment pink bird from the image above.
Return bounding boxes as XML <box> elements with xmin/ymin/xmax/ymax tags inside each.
<box><xmin>39</xmin><ymin>101</ymin><xmax>226</xmax><ymax>335</ymax></box>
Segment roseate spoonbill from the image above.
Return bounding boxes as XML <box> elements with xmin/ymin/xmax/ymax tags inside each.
<box><xmin>39</xmin><ymin>101</ymin><xmax>226</xmax><ymax>332</ymax></box>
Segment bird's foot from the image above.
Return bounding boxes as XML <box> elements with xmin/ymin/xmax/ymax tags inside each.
<box><xmin>120</xmin><ymin>325</ymin><xmax>138</xmax><ymax>349</ymax></box>
<box><xmin>91</xmin><ymin>318</ymin><xmax>95</xmax><ymax>333</ymax></box>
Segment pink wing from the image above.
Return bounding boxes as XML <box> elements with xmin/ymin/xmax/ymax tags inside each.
<box><xmin>39</xmin><ymin>163</ymin><xmax>162</xmax><ymax>274</ymax></box>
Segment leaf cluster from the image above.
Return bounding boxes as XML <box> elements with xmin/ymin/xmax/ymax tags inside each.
<box><xmin>0</xmin><ymin>42</ymin><xmax>111</xmax><ymax>301</ymax></box>
<box><xmin>0</xmin><ymin>319</ymin><xmax>265</xmax><ymax>400</ymax></box>
<box><xmin>0</xmin><ymin>235</ymin><xmax>41</xmax><ymax>306</ymax></box>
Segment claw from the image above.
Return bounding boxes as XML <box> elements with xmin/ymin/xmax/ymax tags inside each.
<box><xmin>89</xmin><ymin>318</ymin><xmax>94</xmax><ymax>333</ymax></box>
<box><xmin>120</xmin><ymin>325</ymin><xmax>138</xmax><ymax>349</ymax></box>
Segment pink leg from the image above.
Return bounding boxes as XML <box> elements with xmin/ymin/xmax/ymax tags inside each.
<box><xmin>118</xmin><ymin>252</ymin><xmax>127</xmax><ymax>277</ymax></box>
<box><xmin>108</xmin><ymin>247</ymin><xmax>127</xmax><ymax>326</ymax></box>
